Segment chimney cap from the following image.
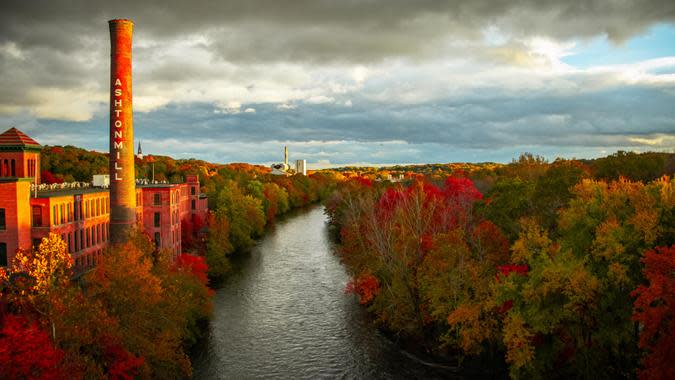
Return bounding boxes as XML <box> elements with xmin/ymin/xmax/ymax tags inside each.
<box><xmin>108</xmin><ymin>19</ymin><xmax>134</xmax><ymax>25</ymax></box>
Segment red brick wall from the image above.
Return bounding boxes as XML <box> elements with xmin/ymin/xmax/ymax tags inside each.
<box><xmin>0</xmin><ymin>180</ymin><xmax>32</xmax><ymax>266</ymax></box>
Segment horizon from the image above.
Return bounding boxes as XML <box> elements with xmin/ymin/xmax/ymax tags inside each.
<box><xmin>34</xmin><ymin>137</ymin><xmax>672</xmax><ymax>171</ymax></box>
<box><xmin>1</xmin><ymin>1</ymin><xmax>674</xmax><ymax>165</ymax></box>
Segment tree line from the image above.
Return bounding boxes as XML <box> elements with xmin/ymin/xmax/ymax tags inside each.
<box><xmin>326</xmin><ymin>153</ymin><xmax>674</xmax><ymax>379</ymax></box>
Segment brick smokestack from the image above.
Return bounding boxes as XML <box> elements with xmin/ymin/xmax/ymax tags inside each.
<box><xmin>108</xmin><ymin>19</ymin><xmax>136</xmax><ymax>244</ymax></box>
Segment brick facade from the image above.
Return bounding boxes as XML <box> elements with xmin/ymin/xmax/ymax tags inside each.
<box><xmin>0</xmin><ymin>128</ymin><xmax>208</xmax><ymax>273</ymax></box>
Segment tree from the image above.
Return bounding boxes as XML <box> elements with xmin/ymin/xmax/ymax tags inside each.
<box><xmin>84</xmin><ymin>242</ymin><xmax>191</xmax><ymax>378</ymax></box>
<box><xmin>206</xmin><ymin>209</ymin><xmax>233</xmax><ymax>280</ymax></box>
<box><xmin>632</xmin><ymin>246</ymin><xmax>675</xmax><ymax>380</ymax></box>
<box><xmin>0</xmin><ymin>314</ymin><xmax>65</xmax><ymax>380</ymax></box>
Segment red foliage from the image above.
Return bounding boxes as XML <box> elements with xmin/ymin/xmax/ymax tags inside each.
<box><xmin>0</xmin><ymin>314</ymin><xmax>65</xmax><ymax>379</ymax></box>
<box><xmin>353</xmin><ymin>176</ymin><xmax>372</xmax><ymax>187</ymax></box>
<box><xmin>497</xmin><ymin>300</ymin><xmax>513</xmax><ymax>314</ymax></box>
<box><xmin>41</xmin><ymin>170</ymin><xmax>63</xmax><ymax>184</ymax></box>
<box><xmin>420</xmin><ymin>234</ymin><xmax>434</xmax><ymax>252</ymax></box>
<box><xmin>632</xmin><ymin>245</ymin><xmax>675</xmax><ymax>380</ymax></box>
<box><xmin>345</xmin><ymin>273</ymin><xmax>380</xmax><ymax>305</ymax></box>
<box><xmin>174</xmin><ymin>254</ymin><xmax>209</xmax><ymax>286</ymax></box>
<box><xmin>378</xmin><ymin>187</ymin><xmax>404</xmax><ymax>217</ymax></box>
<box><xmin>444</xmin><ymin>176</ymin><xmax>483</xmax><ymax>202</ymax></box>
<box><xmin>101</xmin><ymin>335</ymin><xmax>145</xmax><ymax>380</ymax></box>
<box><xmin>472</xmin><ymin>220</ymin><xmax>510</xmax><ymax>265</ymax></box>
<box><xmin>497</xmin><ymin>264</ymin><xmax>529</xmax><ymax>280</ymax></box>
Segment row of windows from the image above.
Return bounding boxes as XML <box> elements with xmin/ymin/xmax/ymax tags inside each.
<box><xmin>153</xmin><ymin>190</ymin><xmax>191</xmax><ymax>206</ymax></box>
<box><xmin>41</xmin><ymin>223</ymin><xmax>110</xmax><ymax>254</ymax></box>
<box><xmin>1</xmin><ymin>159</ymin><xmax>16</xmax><ymax>177</ymax></box>
<box><xmin>50</xmin><ymin>197</ymin><xmax>109</xmax><ymax>226</ymax></box>
<box><xmin>153</xmin><ymin>230</ymin><xmax>181</xmax><ymax>250</ymax></box>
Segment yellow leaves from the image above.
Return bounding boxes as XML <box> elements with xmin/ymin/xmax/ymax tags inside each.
<box><xmin>503</xmin><ymin>313</ymin><xmax>535</xmax><ymax>369</ymax></box>
<box><xmin>12</xmin><ymin>233</ymin><xmax>73</xmax><ymax>297</ymax></box>
<box><xmin>511</xmin><ymin>219</ymin><xmax>556</xmax><ymax>263</ymax></box>
<box><xmin>447</xmin><ymin>303</ymin><xmax>498</xmax><ymax>355</ymax></box>
<box><xmin>607</xmin><ymin>262</ymin><xmax>630</xmax><ymax>287</ymax></box>
<box><xmin>563</xmin><ymin>268</ymin><xmax>600</xmax><ymax>320</ymax></box>
<box><xmin>591</xmin><ymin>219</ymin><xmax>625</xmax><ymax>260</ymax></box>
<box><xmin>654</xmin><ymin>175</ymin><xmax>674</xmax><ymax>207</ymax></box>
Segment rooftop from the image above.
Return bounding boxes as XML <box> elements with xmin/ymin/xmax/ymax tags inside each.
<box><xmin>0</xmin><ymin>127</ymin><xmax>41</xmax><ymax>148</ymax></box>
<box><xmin>35</xmin><ymin>187</ymin><xmax>109</xmax><ymax>198</ymax></box>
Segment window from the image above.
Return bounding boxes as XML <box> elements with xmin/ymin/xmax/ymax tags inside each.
<box><xmin>86</xmin><ymin>228</ymin><xmax>90</xmax><ymax>247</ymax></box>
<box><xmin>74</xmin><ymin>230</ymin><xmax>79</xmax><ymax>251</ymax></box>
<box><xmin>53</xmin><ymin>205</ymin><xmax>58</xmax><ymax>225</ymax></box>
<box><xmin>33</xmin><ymin>239</ymin><xmax>41</xmax><ymax>248</ymax></box>
<box><xmin>154</xmin><ymin>212</ymin><xmax>160</xmax><ymax>227</ymax></box>
<box><xmin>32</xmin><ymin>206</ymin><xmax>42</xmax><ymax>227</ymax></box>
<box><xmin>154</xmin><ymin>232</ymin><xmax>160</xmax><ymax>248</ymax></box>
<box><xmin>67</xmin><ymin>234</ymin><xmax>72</xmax><ymax>253</ymax></box>
<box><xmin>10</xmin><ymin>159</ymin><xmax>15</xmax><ymax>177</ymax></box>
<box><xmin>191</xmin><ymin>186</ymin><xmax>196</xmax><ymax>195</ymax></box>
<box><xmin>0</xmin><ymin>208</ymin><xmax>5</xmax><ymax>230</ymax></box>
<box><xmin>0</xmin><ymin>243</ymin><xmax>7</xmax><ymax>267</ymax></box>
<box><xmin>154</xmin><ymin>193</ymin><xmax>161</xmax><ymax>206</ymax></box>
<box><xmin>191</xmin><ymin>199</ymin><xmax>196</xmax><ymax>210</ymax></box>
<box><xmin>60</xmin><ymin>204</ymin><xmax>65</xmax><ymax>224</ymax></box>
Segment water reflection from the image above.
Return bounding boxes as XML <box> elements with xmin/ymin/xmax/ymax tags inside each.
<box><xmin>191</xmin><ymin>207</ymin><xmax>456</xmax><ymax>379</ymax></box>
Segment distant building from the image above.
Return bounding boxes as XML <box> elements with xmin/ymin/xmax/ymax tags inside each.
<box><xmin>270</xmin><ymin>145</ymin><xmax>291</xmax><ymax>176</ymax></box>
<box><xmin>0</xmin><ymin>127</ymin><xmax>208</xmax><ymax>273</ymax></box>
<box><xmin>295</xmin><ymin>159</ymin><xmax>306</xmax><ymax>176</ymax></box>
<box><xmin>93</xmin><ymin>174</ymin><xmax>110</xmax><ymax>188</ymax></box>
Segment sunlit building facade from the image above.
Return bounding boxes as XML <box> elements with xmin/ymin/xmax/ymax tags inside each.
<box><xmin>0</xmin><ymin>127</ymin><xmax>208</xmax><ymax>273</ymax></box>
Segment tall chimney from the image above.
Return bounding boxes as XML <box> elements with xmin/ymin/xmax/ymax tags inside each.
<box><xmin>108</xmin><ymin>19</ymin><xmax>136</xmax><ymax>244</ymax></box>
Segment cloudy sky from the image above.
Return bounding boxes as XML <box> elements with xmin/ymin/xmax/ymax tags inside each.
<box><xmin>1</xmin><ymin>1</ymin><xmax>674</xmax><ymax>167</ymax></box>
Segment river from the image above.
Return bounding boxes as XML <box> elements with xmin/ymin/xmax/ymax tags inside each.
<box><xmin>190</xmin><ymin>206</ymin><xmax>455</xmax><ymax>379</ymax></box>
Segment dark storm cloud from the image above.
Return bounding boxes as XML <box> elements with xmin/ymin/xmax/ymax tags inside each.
<box><xmin>2</xmin><ymin>0</ymin><xmax>675</xmax><ymax>63</ymax></box>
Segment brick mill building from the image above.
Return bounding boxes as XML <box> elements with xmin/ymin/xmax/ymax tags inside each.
<box><xmin>0</xmin><ymin>127</ymin><xmax>208</xmax><ymax>272</ymax></box>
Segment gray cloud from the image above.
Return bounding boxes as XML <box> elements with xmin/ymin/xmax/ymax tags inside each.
<box><xmin>1</xmin><ymin>0</ymin><xmax>674</xmax><ymax>164</ymax></box>
<box><xmin>3</xmin><ymin>1</ymin><xmax>675</xmax><ymax>61</ymax></box>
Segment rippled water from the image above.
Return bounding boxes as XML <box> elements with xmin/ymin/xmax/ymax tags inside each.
<box><xmin>191</xmin><ymin>206</ymin><xmax>455</xmax><ymax>379</ymax></box>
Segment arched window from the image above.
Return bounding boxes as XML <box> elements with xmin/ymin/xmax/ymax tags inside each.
<box><xmin>10</xmin><ymin>159</ymin><xmax>15</xmax><ymax>177</ymax></box>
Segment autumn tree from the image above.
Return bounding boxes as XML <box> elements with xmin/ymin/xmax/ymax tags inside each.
<box><xmin>632</xmin><ymin>246</ymin><xmax>675</xmax><ymax>380</ymax></box>
<box><xmin>84</xmin><ymin>242</ymin><xmax>191</xmax><ymax>378</ymax></box>
<box><xmin>0</xmin><ymin>314</ymin><xmax>66</xmax><ymax>380</ymax></box>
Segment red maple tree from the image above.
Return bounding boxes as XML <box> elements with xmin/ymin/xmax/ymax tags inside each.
<box><xmin>632</xmin><ymin>245</ymin><xmax>675</xmax><ymax>380</ymax></box>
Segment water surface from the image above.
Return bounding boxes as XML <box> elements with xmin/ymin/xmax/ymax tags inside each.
<box><xmin>191</xmin><ymin>206</ymin><xmax>453</xmax><ymax>379</ymax></box>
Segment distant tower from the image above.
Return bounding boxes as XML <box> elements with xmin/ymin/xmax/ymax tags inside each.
<box><xmin>284</xmin><ymin>146</ymin><xmax>288</xmax><ymax>168</ymax></box>
<box><xmin>295</xmin><ymin>159</ymin><xmax>306</xmax><ymax>176</ymax></box>
<box><xmin>108</xmin><ymin>19</ymin><xmax>137</xmax><ymax>244</ymax></box>
<box><xmin>136</xmin><ymin>140</ymin><xmax>143</xmax><ymax>159</ymax></box>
